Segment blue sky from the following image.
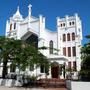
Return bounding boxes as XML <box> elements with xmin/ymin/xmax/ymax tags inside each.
<box><xmin>0</xmin><ymin>0</ymin><xmax>90</xmax><ymax>45</ymax></box>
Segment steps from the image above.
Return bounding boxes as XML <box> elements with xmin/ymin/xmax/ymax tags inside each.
<box><xmin>37</xmin><ymin>78</ymin><xmax>66</xmax><ymax>88</ymax></box>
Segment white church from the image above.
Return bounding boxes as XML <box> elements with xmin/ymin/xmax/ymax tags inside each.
<box><xmin>4</xmin><ymin>3</ymin><xmax>83</xmax><ymax>79</ymax></box>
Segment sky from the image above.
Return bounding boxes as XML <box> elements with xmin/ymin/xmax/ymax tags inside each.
<box><xmin>0</xmin><ymin>0</ymin><xmax>90</xmax><ymax>45</ymax></box>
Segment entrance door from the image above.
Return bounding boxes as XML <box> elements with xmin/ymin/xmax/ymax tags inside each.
<box><xmin>51</xmin><ymin>62</ymin><xmax>59</xmax><ymax>78</ymax></box>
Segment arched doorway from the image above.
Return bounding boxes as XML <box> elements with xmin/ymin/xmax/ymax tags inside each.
<box><xmin>51</xmin><ymin>62</ymin><xmax>60</xmax><ymax>78</ymax></box>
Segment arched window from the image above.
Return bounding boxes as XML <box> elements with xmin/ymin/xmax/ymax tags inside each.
<box><xmin>68</xmin><ymin>47</ymin><xmax>71</xmax><ymax>57</ymax></box>
<box><xmin>14</xmin><ymin>23</ymin><xmax>16</xmax><ymax>29</ymax></box>
<box><xmin>63</xmin><ymin>47</ymin><xmax>66</xmax><ymax>56</ymax></box>
<box><xmin>67</xmin><ymin>33</ymin><xmax>70</xmax><ymax>41</ymax></box>
<box><xmin>72</xmin><ymin>46</ymin><xmax>76</xmax><ymax>56</ymax></box>
<box><xmin>63</xmin><ymin>34</ymin><xmax>66</xmax><ymax>42</ymax></box>
<box><xmin>49</xmin><ymin>40</ymin><xmax>53</xmax><ymax>54</ymax></box>
<box><xmin>72</xmin><ymin>21</ymin><xmax>75</xmax><ymax>25</ymax></box>
<box><xmin>68</xmin><ymin>62</ymin><xmax>71</xmax><ymax>70</ymax></box>
<box><xmin>69</xmin><ymin>22</ymin><xmax>72</xmax><ymax>26</ymax></box>
<box><xmin>40</xmin><ymin>64</ymin><xmax>48</xmax><ymax>73</ymax></box>
<box><xmin>63</xmin><ymin>23</ymin><xmax>65</xmax><ymax>26</ymax></box>
<box><xmin>73</xmin><ymin>61</ymin><xmax>77</xmax><ymax>71</ymax></box>
<box><xmin>72</xmin><ymin>32</ymin><xmax>75</xmax><ymax>40</ymax></box>
<box><xmin>40</xmin><ymin>64</ymin><xmax>44</xmax><ymax>73</ymax></box>
<box><xmin>10</xmin><ymin>24</ymin><xmax>12</xmax><ymax>31</ymax></box>
<box><xmin>10</xmin><ymin>64</ymin><xmax>16</xmax><ymax>72</ymax></box>
<box><xmin>61</xmin><ymin>24</ymin><xmax>62</xmax><ymax>27</ymax></box>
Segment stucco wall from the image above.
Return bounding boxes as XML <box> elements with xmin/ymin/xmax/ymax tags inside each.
<box><xmin>66</xmin><ymin>80</ymin><xmax>90</xmax><ymax>90</ymax></box>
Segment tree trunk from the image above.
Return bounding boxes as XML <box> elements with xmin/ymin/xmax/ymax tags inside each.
<box><xmin>2</xmin><ymin>59</ymin><xmax>8</xmax><ymax>79</ymax></box>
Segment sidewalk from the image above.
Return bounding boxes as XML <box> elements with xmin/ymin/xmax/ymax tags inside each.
<box><xmin>0</xmin><ymin>86</ymin><xmax>67</xmax><ymax>90</ymax></box>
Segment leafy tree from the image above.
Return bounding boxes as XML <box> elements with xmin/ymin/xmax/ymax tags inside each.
<box><xmin>0</xmin><ymin>36</ymin><xmax>14</xmax><ymax>78</ymax></box>
<box><xmin>0</xmin><ymin>36</ymin><xmax>49</xmax><ymax>78</ymax></box>
<box><xmin>80</xmin><ymin>35</ymin><xmax>90</xmax><ymax>81</ymax></box>
<box><xmin>0</xmin><ymin>36</ymin><xmax>24</xmax><ymax>78</ymax></box>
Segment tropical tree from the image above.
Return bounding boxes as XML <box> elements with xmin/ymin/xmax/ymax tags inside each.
<box><xmin>0</xmin><ymin>36</ymin><xmax>23</xmax><ymax>78</ymax></box>
<box><xmin>0</xmin><ymin>36</ymin><xmax>49</xmax><ymax>78</ymax></box>
<box><xmin>0</xmin><ymin>36</ymin><xmax>13</xmax><ymax>78</ymax></box>
<box><xmin>80</xmin><ymin>35</ymin><xmax>90</xmax><ymax>81</ymax></box>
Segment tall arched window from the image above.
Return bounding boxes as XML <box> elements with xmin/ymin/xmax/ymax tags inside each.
<box><xmin>68</xmin><ymin>47</ymin><xmax>71</xmax><ymax>57</ymax></box>
<box><xmin>68</xmin><ymin>62</ymin><xmax>71</xmax><ymax>70</ymax></box>
<box><xmin>40</xmin><ymin>64</ymin><xmax>44</xmax><ymax>73</ymax></box>
<box><xmin>73</xmin><ymin>61</ymin><xmax>77</xmax><ymax>71</ymax></box>
<box><xmin>10</xmin><ymin>24</ymin><xmax>12</xmax><ymax>31</ymax></box>
<box><xmin>10</xmin><ymin>64</ymin><xmax>16</xmax><ymax>72</ymax></box>
<box><xmin>49</xmin><ymin>40</ymin><xmax>53</xmax><ymax>54</ymax></box>
<box><xmin>72</xmin><ymin>46</ymin><xmax>76</xmax><ymax>56</ymax></box>
<box><xmin>72</xmin><ymin>32</ymin><xmax>75</xmax><ymax>40</ymax></box>
<box><xmin>63</xmin><ymin>34</ymin><xmax>66</xmax><ymax>42</ymax></box>
<box><xmin>72</xmin><ymin>21</ymin><xmax>75</xmax><ymax>25</ymax></box>
<box><xmin>67</xmin><ymin>33</ymin><xmax>70</xmax><ymax>41</ymax></box>
<box><xmin>69</xmin><ymin>22</ymin><xmax>72</xmax><ymax>26</ymax></box>
<box><xmin>14</xmin><ymin>23</ymin><xmax>16</xmax><ymax>29</ymax></box>
<box><xmin>63</xmin><ymin>47</ymin><xmax>66</xmax><ymax>56</ymax></box>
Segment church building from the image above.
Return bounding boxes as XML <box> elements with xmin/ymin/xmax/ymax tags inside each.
<box><xmin>4</xmin><ymin>3</ymin><xmax>83</xmax><ymax>79</ymax></box>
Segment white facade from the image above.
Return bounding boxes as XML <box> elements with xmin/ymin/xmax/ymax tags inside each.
<box><xmin>4</xmin><ymin>4</ymin><xmax>83</xmax><ymax>79</ymax></box>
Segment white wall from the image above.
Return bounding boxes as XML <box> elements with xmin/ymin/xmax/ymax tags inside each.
<box><xmin>0</xmin><ymin>79</ymin><xmax>22</xmax><ymax>87</ymax></box>
<box><xmin>66</xmin><ymin>81</ymin><xmax>90</xmax><ymax>90</ymax></box>
<box><xmin>57</xmin><ymin>14</ymin><xmax>82</xmax><ymax>71</ymax></box>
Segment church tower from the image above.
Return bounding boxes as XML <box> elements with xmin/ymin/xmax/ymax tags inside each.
<box><xmin>57</xmin><ymin>13</ymin><xmax>82</xmax><ymax>71</ymax></box>
<box><xmin>5</xmin><ymin>6</ymin><xmax>23</xmax><ymax>39</ymax></box>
